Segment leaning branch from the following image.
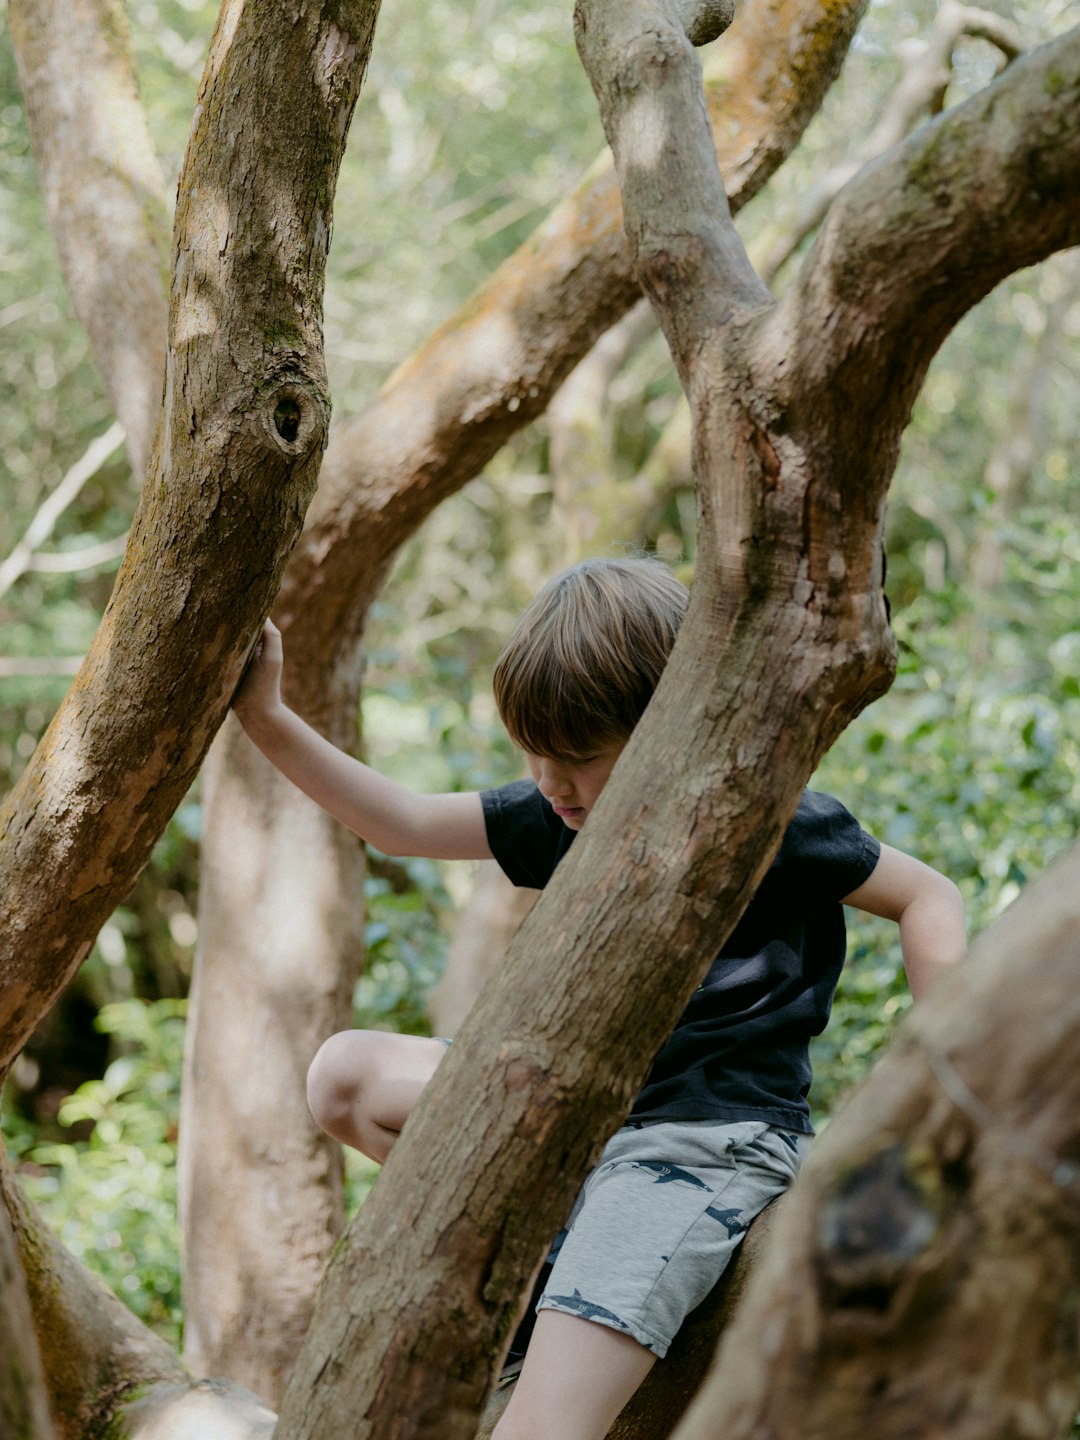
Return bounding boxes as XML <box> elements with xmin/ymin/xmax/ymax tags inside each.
<box><xmin>757</xmin><ymin>0</ymin><xmax>1023</xmax><ymax>283</ymax></box>
<box><xmin>780</xmin><ymin>23</ymin><xmax>1080</xmax><ymax>429</ymax></box>
<box><xmin>0</xmin><ymin>0</ymin><xmax>380</xmax><ymax>1073</ymax></box>
<box><xmin>673</xmin><ymin>838</ymin><xmax>1080</xmax><ymax>1440</ymax></box>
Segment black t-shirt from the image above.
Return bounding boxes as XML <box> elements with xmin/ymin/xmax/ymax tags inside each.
<box><xmin>480</xmin><ymin>781</ymin><xmax>880</xmax><ymax>1133</ymax></box>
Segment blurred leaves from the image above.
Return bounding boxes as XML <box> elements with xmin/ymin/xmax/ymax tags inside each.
<box><xmin>5</xmin><ymin>1000</ymin><xmax>187</xmax><ymax>1342</ymax></box>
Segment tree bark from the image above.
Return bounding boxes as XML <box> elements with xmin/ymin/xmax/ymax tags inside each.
<box><xmin>0</xmin><ymin>0</ymin><xmax>377</xmax><ymax>1427</ymax></box>
<box><xmin>775</xmin><ymin>26</ymin><xmax>1080</xmax><ymax>434</ymax></box>
<box><xmin>178</xmin><ymin>728</ymin><xmax>360</xmax><ymax>1399</ymax></box>
<box><xmin>755</xmin><ymin>1</ymin><xmax>1022</xmax><ymax>285</ymax></box>
<box><xmin>672</xmin><ymin>837</ymin><xmax>1080</xmax><ymax>1440</ymax></box>
<box><xmin>186</xmin><ymin>0</ymin><xmax>873</xmax><ymax>1396</ymax></box>
<box><xmin>0</xmin><ymin>0</ymin><xmax>377</xmax><ymax>1075</ymax></box>
<box><xmin>268</xmin><ymin>11</ymin><xmax>1080</xmax><ymax>1438</ymax></box>
<box><xmin>7</xmin><ymin>0</ymin><xmax>170</xmax><ymax>482</ymax></box>
<box><xmin>0</xmin><ymin>1188</ymin><xmax>55</xmax><ymax>1440</ymax></box>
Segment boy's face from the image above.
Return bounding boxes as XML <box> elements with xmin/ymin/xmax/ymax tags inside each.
<box><xmin>524</xmin><ymin>740</ymin><xmax>627</xmax><ymax>830</ymax></box>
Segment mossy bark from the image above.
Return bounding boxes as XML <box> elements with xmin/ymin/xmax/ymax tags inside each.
<box><xmin>673</xmin><ymin>839</ymin><xmax>1080</xmax><ymax>1440</ymax></box>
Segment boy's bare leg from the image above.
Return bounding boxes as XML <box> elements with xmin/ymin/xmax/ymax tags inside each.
<box><xmin>493</xmin><ymin>1310</ymin><xmax>656</xmax><ymax>1440</ymax></box>
<box><xmin>306</xmin><ymin>1030</ymin><xmax>446</xmax><ymax>1162</ymax></box>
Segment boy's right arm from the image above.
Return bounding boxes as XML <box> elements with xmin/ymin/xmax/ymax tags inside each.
<box><xmin>232</xmin><ymin>621</ymin><xmax>494</xmax><ymax>861</ymax></box>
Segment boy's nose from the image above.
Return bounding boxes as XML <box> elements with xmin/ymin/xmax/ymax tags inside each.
<box><xmin>537</xmin><ymin>761</ymin><xmax>572</xmax><ymax>798</ymax></box>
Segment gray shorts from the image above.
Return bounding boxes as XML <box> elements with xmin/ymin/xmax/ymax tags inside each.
<box><xmin>537</xmin><ymin>1117</ymin><xmax>810</xmax><ymax>1357</ymax></box>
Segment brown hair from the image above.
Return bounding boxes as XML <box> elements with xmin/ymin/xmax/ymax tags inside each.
<box><xmin>492</xmin><ymin>555</ymin><xmax>688</xmax><ymax>758</ymax></box>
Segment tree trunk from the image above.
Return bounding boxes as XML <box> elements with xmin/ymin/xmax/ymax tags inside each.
<box><xmin>0</xmin><ymin>1190</ymin><xmax>55</xmax><ymax>1440</ymax></box>
<box><xmin>186</xmin><ymin>0</ymin><xmax>873</xmax><ymax>1394</ymax></box>
<box><xmin>7</xmin><ymin>0</ymin><xmax>170</xmax><ymax>481</ymax></box>
<box><xmin>0</xmin><ymin>0</ymin><xmax>377</xmax><ymax>1073</ymax></box>
<box><xmin>672</xmin><ymin>836</ymin><xmax>1080</xmax><ymax>1440</ymax></box>
<box><xmin>0</xmin><ymin>0</ymin><xmax>378</xmax><ymax>1429</ymax></box>
<box><xmin>178</xmin><ymin>727</ymin><xmax>361</xmax><ymax>1399</ymax></box>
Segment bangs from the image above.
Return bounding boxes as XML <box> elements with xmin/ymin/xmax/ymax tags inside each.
<box><xmin>498</xmin><ymin>662</ymin><xmax>631</xmax><ymax>760</ymax></box>
<box><xmin>492</xmin><ymin>555</ymin><xmax>688</xmax><ymax>760</ymax></box>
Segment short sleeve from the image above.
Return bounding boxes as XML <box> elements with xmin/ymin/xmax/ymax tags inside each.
<box><xmin>775</xmin><ymin>790</ymin><xmax>881</xmax><ymax>904</ymax></box>
<box><xmin>480</xmin><ymin>779</ymin><xmax>571</xmax><ymax>889</ymax></box>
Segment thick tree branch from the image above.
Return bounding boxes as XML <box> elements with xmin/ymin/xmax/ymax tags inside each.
<box><xmin>574</xmin><ymin>0</ymin><xmax>770</xmax><ymax>378</ymax></box>
<box><xmin>780</xmin><ymin>24</ymin><xmax>1080</xmax><ymax>434</ymax></box>
<box><xmin>757</xmin><ymin>1</ymin><xmax>1023</xmax><ymax>283</ymax></box>
<box><xmin>672</xmin><ymin>838</ymin><xmax>1080</xmax><ymax>1440</ymax></box>
<box><xmin>7</xmin><ymin>0</ymin><xmax>168</xmax><ymax>481</ymax></box>
<box><xmin>0</xmin><ymin>0</ymin><xmax>379</xmax><ymax>1075</ymax></box>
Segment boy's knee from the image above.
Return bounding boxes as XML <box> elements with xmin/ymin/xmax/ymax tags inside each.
<box><xmin>306</xmin><ymin>1030</ymin><xmax>371</xmax><ymax>1137</ymax></box>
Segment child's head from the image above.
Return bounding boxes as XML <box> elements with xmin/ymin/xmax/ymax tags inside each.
<box><xmin>493</xmin><ymin>555</ymin><xmax>688</xmax><ymax>761</ymax></box>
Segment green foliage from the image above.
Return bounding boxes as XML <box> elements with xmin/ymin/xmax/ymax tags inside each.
<box><xmin>812</xmin><ymin>513</ymin><xmax>1080</xmax><ymax>1120</ymax></box>
<box><xmin>5</xmin><ymin>1000</ymin><xmax>187</xmax><ymax>1343</ymax></box>
<box><xmin>356</xmin><ymin>859</ymin><xmax>453</xmax><ymax>1036</ymax></box>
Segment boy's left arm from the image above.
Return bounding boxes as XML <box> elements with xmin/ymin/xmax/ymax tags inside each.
<box><xmin>842</xmin><ymin>844</ymin><xmax>966</xmax><ymax>1000</ymax></box>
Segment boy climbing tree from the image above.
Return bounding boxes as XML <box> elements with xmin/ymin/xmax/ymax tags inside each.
<box><xmin>233</xmin><ymin>554</ymin><xmax>965</xmax><ymax>1440</ymax></box>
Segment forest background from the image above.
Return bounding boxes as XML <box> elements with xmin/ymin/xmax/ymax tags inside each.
<box><xmin>0</xmin><ymin>0</ymin><xmax>1078</xmax><ymax>1350</ymax></box>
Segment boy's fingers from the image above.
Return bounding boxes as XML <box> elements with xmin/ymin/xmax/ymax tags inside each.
<box><xmin>258</xmin><ymin>620</ymin><xmax>284</xmax><ymax>664</ymax></box>
<box><xmin>239</xmin><ymin>621</ymin><xmax>273</xmax><ymax>679</ymax></box>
